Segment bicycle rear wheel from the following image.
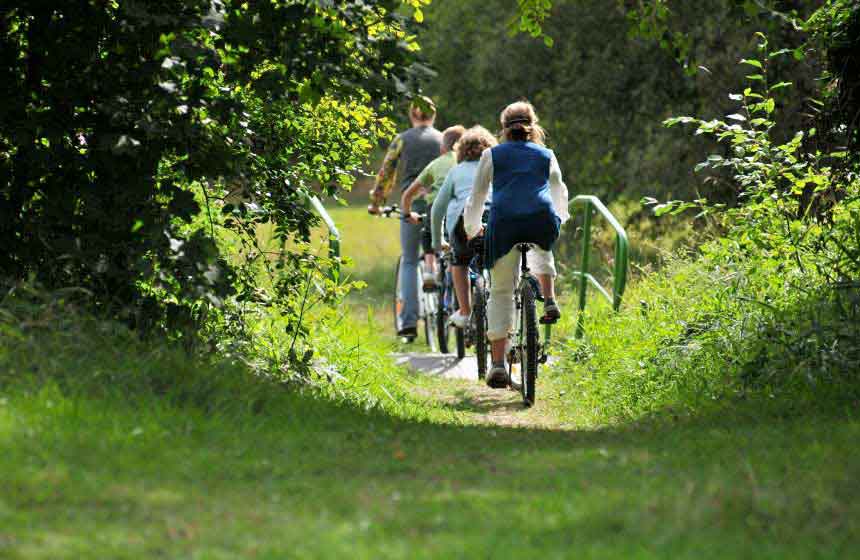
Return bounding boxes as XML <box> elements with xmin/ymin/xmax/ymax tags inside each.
<box><xmin>437</xmin><ymin>264</ymin><xmax>451</xmax><ymax>353</ymax></box>
<box><xmin>473</xmin><ymin>284</ymin><xmax>488</xmax><ymax>380</ymax></box>
<box><xmin>455</xmin><ymin>324</ymin><xmax>466</xmax><ymax>360</ymax></box>
<box><xmin>423</xmin><ymin>289</ymin><xmax>439</xmax><ymax>352</ymax></box>
<box><xmin>453</xmin><ymin>292</ymin><xmax>466</xmax><ymax>359</ymax></box>
<box><xmin>393</xmin><ymin>257</ymin><xmax>404</xmax><ymax>334</ymax></box>
<box><xmin>519</xmin><ymin>282</ymin><xmax>538</xmax><ymax>406</ymax></box>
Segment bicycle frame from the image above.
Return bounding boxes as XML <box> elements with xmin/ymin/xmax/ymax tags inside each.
<box><xmin>512</xmin><ymin>245</ymin><xmax>551</xmax><ymax>367</ymax></box>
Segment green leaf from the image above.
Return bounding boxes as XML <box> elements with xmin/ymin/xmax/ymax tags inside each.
<box><xmin>769</xmin><ymin>82</ymin><xmax>792</xmax><ymax>92</ymax></box>
<box><xmin>740</xmin><ymin>58</ymin><xmax>763</xmax><ymax>69</ymax></box>
<box><xmin>764</xmin><ymin>99</ymin><xmax>775</xmax><ymax>114</ymax></box>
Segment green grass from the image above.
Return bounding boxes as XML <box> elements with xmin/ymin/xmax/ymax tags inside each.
<box><xmin>2</xmin><ymin>290</ymin><xmax>860</xmax><ymax>558</ymax></box>
<box><xmin>326</xmin><ymin>205</ymin><xmax>402</xmax><ymax>299</ymax></box>
<box><xmin>3</xmin><ymin>204</ymin><xmax>860</xmax><ymax>558</ymax></box>
<box><xmin>318</xmin><ymin>204</ymin><xmax>431</xmax><ymax>347</ymax></box>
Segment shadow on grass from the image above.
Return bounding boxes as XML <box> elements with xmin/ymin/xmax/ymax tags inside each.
<box><xmin>5</xmin><ymin>364</ymin><xmax>860</xmax><ymax>557</ymax></box>
<box><xmin>440</xmin><ymin>387</ymin><xmax>526</xmax><ymax>415</ymax></box>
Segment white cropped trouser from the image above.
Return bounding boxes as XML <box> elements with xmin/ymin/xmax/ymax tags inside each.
<box><xmin>487</xmin><ymin>246</ymin><xmax>556</xmax><ymax>341</ymax></box>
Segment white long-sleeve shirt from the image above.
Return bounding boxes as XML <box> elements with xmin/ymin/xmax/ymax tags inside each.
<box><xmin>463</xmin><ymin>147</ymin><xmax>570</xmax><ymax>238</ymax></box>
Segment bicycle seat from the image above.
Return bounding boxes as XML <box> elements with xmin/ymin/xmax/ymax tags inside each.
<box><xmin>516</xmin><ymin>242</ymin><xmax>534</xmax><ymax>252</ymax></box>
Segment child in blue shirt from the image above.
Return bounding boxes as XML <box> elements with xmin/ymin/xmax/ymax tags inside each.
<box><xmin>464</xmin><ymin>101</ymin><xmax>569</xmax><ymax>388</ymax></box>
<box><xmin>430</xmin><ymin>126</ymin><xmax>497</xmax><ymax>328</ymax></box>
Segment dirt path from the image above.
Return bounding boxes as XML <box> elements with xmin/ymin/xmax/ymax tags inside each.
<box><xmin>391</xmin><ymin>353</ymin><xmax>480</xmax><ymax>380</ymax></box>
<box><xmin>394</xmin><ymin>352</ymin><xmax>568</xmax><ymax>429</ymax></box>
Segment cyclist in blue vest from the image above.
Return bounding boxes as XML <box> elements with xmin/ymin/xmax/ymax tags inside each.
<box><xmin>464</xmin><ymin>101</ymin><xmax>570</xmax><ymax>388</ymax></box>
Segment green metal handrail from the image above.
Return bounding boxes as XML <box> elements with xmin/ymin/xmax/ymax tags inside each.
<box><xmin>308</xmin><ymin>195</ymin><xmax>341</xmax><ymax>280</ymax></box>
<box><xmin>569</xmin><ymin>195</ymin><xmax>629</xmax><ymax>338</ymax></box>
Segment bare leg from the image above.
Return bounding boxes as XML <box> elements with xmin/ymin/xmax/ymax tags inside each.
<box><xmin>491</xmin><ymin>338</ymin><xmax>506</xmax><ymax>365</ymax></box>
<box><xmin>538</xmin><ymin>273</ymin><xmax>555</xmax><ymax>301</ymax></box>
<box><xmin>424</xmin><ymin>253</ymin><xmax>437</xmax><ymax>274</ymax></box>
<box><xmin>451</xmin><ymin>265</ymin><xmax>471</xmax><ymax>315</ymax></box>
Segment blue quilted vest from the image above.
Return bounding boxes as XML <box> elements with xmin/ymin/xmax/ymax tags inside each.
<box><xmin>486</xmin><ymin>141</ymin><xmax>561</xmax><ymax>269</ymax></box>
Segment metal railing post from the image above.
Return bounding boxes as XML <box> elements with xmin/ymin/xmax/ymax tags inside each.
<box><xmin>308</xmin><ymin>195</ymin><xmax>341</xmax><ymax>281</ymax></box>
<box><xmin>613</xmin><ymin>229</ymin><xmax>629</xmax><ymax>311</ymax></box>
<box><xmin>576</xmin><ymin>201</ymin><xmax>592</xmax><ymax>339</ymax></box>
<box><xmin>569</xmin><ymin>195</ymin><xmax>630</xmax><ymax>339</ymax></box>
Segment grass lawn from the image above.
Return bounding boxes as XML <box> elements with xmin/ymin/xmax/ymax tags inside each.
<box><xmin>3</xmin><ymin>204</ymin><xmax>859</xmax><ymax>558</ymax></box>
<box><xmin>3</xmin><ymin>357</ymin><xmax>860</xmax><ymax>558</ymax></box>
<box><xmin>321</xmin><ymin>204</ymin><xmax>429</xmax><ymax>346</ymax></box>
<box><xmin>2</xmin><ymin>302</ymin><xmax>860</xmax><ymax>559</ymax></box>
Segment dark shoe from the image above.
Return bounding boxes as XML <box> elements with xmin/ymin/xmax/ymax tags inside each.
<box><xmin>541</xmin><ymin>299</ymin><xmax>561</xmax><ymax>325</ymax></box>
<box><xmin>397</xmin><ymin>326</ymin><xmax>418</xmax><ymax>339</ymax></box>
<box><xmin>486</xmin><ymin>364</ymin><xmax>508</xmax><ymax>389</ymax></box>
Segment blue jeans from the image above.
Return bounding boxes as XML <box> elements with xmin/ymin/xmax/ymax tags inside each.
<box><xmin>399</xmin><ymin>217</ymin><xmax>421</xmax><ymax>330</ymax></box>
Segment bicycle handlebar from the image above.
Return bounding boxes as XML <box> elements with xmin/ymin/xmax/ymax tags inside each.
<box><xmin>375</xmin><ymin>204</ymin><xmax>425</xmax><ymax>222</ymax></box>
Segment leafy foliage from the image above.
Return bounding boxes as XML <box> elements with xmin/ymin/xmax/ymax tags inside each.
<box><xmin>659</xmin><ymin>34</ymin><xmax>859</xmax><ymax>283</ymax></box>
<box><xmin>418</xmin><ymin>0</ymin><xmax>819</xmax><ymax>206</ymax></box>
<box><xmin>632</xmin><ymin>33</ymin><xmax>860</xmax><ymax>401</ymax></box>
<box><xmin>807</xmin><ymin>0</ymin><xmax>860</xmax><ymax>166</ymax></box>
<box><xmin>0</xmin><ymin>1</ymin><xmax>424</xmax><ymax>355</ymax></box>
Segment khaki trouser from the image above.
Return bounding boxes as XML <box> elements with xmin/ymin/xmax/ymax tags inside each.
<box><xmin>487</xmin><ymin>246</ymin><xmax>556</xmax><ymax>341</ymax></box>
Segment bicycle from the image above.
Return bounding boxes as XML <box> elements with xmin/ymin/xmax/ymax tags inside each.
<box><xmin>435</xmin><ymin>247</ymin><xmax>465</xmax><ymax>358</ymax></box>
<box><xmin>380</xmin><ymin>205</ymin><xmax>439</xmax><ymax>350</ymax></box>
<box><xmin>466</xmin><ymin>235</ymin><xmax>490</xmax><ymax>380</ymax></box>
<box><xmin>506</xmin><ymin>243</ymin><xmax>553</xmax><ymax>407</ymax></box>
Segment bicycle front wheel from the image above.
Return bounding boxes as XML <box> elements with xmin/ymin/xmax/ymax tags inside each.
<box><xmin>519</xmin><ymin>282</ymin><xmax>538</xmax><ymax>407</ymax></box>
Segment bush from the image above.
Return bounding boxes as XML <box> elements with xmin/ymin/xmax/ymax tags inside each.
<box><xmin>0</xmin><ymin>1</ymin><xmax>423</xmax><ymax>355</ymax></box>
<box><xmin>553</xmin><ymin>30</ymin><xmax>860</xmax><ymax>424</ymax></box>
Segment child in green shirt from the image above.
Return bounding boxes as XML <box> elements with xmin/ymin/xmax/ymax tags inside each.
<box><xmin>401</xmin><ymin>125</ymin><xmax>466</xmax><ymax>288</ymax></box>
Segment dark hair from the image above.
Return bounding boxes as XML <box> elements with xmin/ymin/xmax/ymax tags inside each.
<box><xmin>442</xmin><ymin>125</ymin><xmax>466</xmax><ymax>152</ymax></box>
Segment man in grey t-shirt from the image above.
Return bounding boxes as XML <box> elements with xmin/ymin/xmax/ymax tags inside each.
<box><xmin>369</xmin><ymin>97</ymin><xmax>443</xmax><ymax>339</ymax></box>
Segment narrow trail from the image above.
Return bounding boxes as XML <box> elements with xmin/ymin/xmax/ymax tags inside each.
<box><xmin>392</xmin><ymin>351</ymin><xmax>568</xmax><ymax>429</ymax></box>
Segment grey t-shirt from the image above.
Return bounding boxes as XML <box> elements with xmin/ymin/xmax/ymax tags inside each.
<box><xmin>396</xmin><ymin>125</ymin><xmax>443</xmax><ymax>193</ymax></box>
